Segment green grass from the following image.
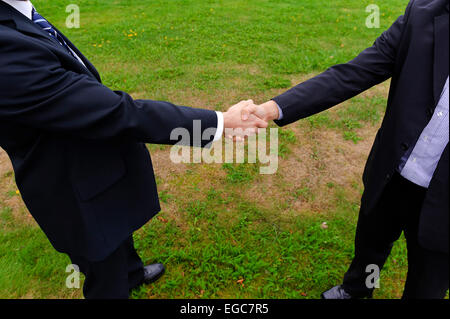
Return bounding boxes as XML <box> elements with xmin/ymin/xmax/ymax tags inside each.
<box><xmin>0</xmin><ymin>0</ymin><xmax>428</xmax><ymax>299</ymax></box>
<box><xmin>307</xmin><ymin>96</ymin><xmax>387</xmax><ymax>143</ymax></box>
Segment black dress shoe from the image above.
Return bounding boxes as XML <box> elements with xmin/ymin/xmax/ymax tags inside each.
<box><xmin>142</xmin><ymin>263</ymin><xmax>165</xmax><ymax>284</ymax></box>
<box><xmin>321</xmin><ymin>285</ymin><xmax>358</xmax><ymax>299</ymax></box>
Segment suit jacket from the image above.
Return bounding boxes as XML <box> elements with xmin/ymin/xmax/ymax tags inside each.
<box><xmin>273</xmin><ymin>0</ymin><xmax>449</xmax><ymax>253</ymax></box>
<box><xmin>0</xmin><ymin>2</ymin><xmax>218</xmax><ymax>261</ymax></box>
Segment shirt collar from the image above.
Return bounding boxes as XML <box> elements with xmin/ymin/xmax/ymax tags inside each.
<box><xmin>1</xmin><ymin>0</ymin><xmax>33</xmax><ymax>20</ymax></box>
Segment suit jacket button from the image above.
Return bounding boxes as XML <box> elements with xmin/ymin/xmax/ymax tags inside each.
<box><xmin>401</xmin><ymin>142</ymin><xmax>409</xmax><ymax>151</ymax></box>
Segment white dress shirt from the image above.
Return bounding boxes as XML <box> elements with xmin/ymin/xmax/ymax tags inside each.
<box><xmin>2</xmin><ymin>0</ymin><xmax>224</xmax><ymax>141</ymax></box>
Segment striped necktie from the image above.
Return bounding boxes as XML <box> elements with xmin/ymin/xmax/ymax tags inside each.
<box><xmin>32</xmin><ymin>8</ymin><xmax>75</xmax><ymax>58</ymax></box>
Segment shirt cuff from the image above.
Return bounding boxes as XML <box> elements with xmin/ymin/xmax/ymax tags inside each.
<box><xmin>213</xmin><ymin>111</ymin><xmax>224</xmax><ymax>141</ymax></box>
<box><xmin>274</xmin><ymin>101</ymin><xmax>284</xmax><ymax>120</ymax></box>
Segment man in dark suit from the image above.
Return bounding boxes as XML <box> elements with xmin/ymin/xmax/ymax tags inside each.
<box><xmin>0</xmin><ymin>0</ymin><xmax>267</xmax><ymax>299</ymax></box>
<box><xmin>242</xmin><ymin>0</ymin><xmax>449</xmax><ymax>298</ymax></box>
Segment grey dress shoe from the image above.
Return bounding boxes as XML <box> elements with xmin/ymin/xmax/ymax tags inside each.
<box><xmin>143</xmin><ymin>263</ymin><xmax>165</xmax><ymax>284</ymax></box>
<box><xmin>321</xmin><ymin>285</ymin><xmax>355</xmax><ymax>299</ymax></box>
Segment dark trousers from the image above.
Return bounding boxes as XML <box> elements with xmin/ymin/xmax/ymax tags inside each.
<box><xmin>342</xmin><ymin>173</ymin><xmax>449</xmax><ymax>299</ymax></box>
<box><xmin>68</xmin><ymin>235</ymin><xmax>144</xmax><ymax>299</ymax></box>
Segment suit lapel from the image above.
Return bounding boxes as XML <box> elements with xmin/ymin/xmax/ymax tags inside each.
<box><xmin>433</xmin><ymin>8</ymin><xmax>449</xmax><ymax>105</ymax></box>
<box><xmin>51</xmin><ymin>24</ymin><xmax>102</xmax><ymax>82</ymax></box>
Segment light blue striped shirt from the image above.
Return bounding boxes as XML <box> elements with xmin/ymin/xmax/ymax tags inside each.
<box><xmin>400</xmin><ymin>77</ymin><xmax>449</xmax><ymax>188</ymax></box>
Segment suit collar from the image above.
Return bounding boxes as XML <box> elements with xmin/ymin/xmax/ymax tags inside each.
<box><xmin>1</xmin><ymin>0</ymin><xmax>32</xmax><ymax>19</ymax></box>
<box><xmin>0</xmin><ymin>1</ymin><xmax>101</xmax><ymax>82</ymax></box>
<box><xmin>0</xmin><ymin>1</ymin><xmax>53</xmax><ymax>43</ymax></box>
<box><xmin>0</xmin><ymin>0</ymin><xmax>14</xmax><ymax>21</ymax></box>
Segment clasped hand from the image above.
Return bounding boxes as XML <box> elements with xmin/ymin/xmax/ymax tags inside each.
<box><xmin>222</xmin><ymin>100</ymin><xmax>280</xmax><ymax>139</ymax></box>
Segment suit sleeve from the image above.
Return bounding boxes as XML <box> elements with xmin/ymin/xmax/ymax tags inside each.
<box><xmin>273</xmin><ymin>0</ymin><xmax>415</xmax><ymax>126</ymax></box>
<box><xmin>0</xmin><ymin>35</ymin><xmax>217</xmax><ymax>146</ymax></box>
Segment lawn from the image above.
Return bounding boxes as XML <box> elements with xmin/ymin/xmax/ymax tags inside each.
<box><xmin>0</xmin><ymin>0</ymin><xmax>417</xmax><ymax>299</ymax></box>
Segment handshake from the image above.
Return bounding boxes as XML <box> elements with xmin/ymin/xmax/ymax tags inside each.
<box><xmin>221</xmin><ymin>99</ymin><xmax>281</xmax><ymax>139</ymax></box>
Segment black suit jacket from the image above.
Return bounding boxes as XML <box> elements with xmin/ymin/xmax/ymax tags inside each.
<box><xmin>273</xmin><ymin>0</ymin><xmax>449</xmax><ymax>253</ymax></box>
<box><xmin>0</xmin><ymin>2</ymin><xmax>218</xmax><ymax>261</ymax></box>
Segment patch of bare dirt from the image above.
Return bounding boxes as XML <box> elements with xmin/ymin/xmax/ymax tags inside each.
<box><xmin>0</xmin><ymin>148</ymin><xmax>12</xmax><ymax>177</ymax></box>
<box><xmin>0</xmin><ymin>148</ymin><xmax>36</xmax><ymax>227</ymax></box>
<box><xmin>241</xmin><ymin>81</ymin><xmax>389</xmax><ymax>216</ymax></box>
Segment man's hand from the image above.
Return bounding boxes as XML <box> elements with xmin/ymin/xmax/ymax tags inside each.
<box><xmin>223</xmin><ymin>100</ymin><xmax>268</xmax><ymax>135</ymax></box>
<box><xmin>241</xmin><ymin>100</ymin><xmax>280</xmax><ymax>122</ymax></box>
